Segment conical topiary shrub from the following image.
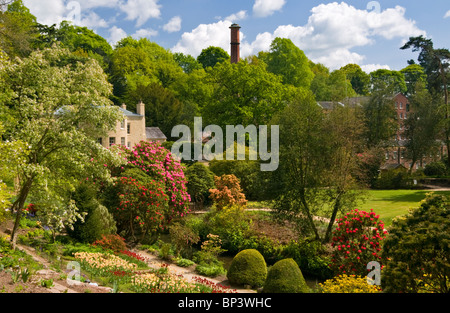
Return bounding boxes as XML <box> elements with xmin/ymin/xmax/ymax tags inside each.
<box><xmin>262</xmin><ymin>258</ymin><xmax>309</xmax><ymax>293</ymax></box>
<box><xmin>227</xmin><ymin>249</ymin><xmax>267</xmax><ymax>288</ymax></box>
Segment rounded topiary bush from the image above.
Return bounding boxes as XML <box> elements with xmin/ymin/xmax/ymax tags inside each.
<box><xmin>227</xmin><ymin>249</ymin><xmax>267</xmax><ymax>288</ymax></box>
<box><xmin>262</xmin><ymin>258</ymin><xmax>309</xmax><ymax>293</ymax></box>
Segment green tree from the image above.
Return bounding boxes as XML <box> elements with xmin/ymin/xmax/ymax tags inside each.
<box><xmin>401</xmin><ymin>36</ymin><xmax>450</xmax><ymax>167</ymax></box>
<box><xmin>381</xmin><ymin>193</ymin><xmax>450</xmax><ymax>293</ymax></box>
<box><xmin>400</xmin><ymin>64</ymin><xmax>427</xmax><ymax>97</ymax></box>
<box><xmin>36</xmin><ymin>21</ymin><xmax>114</xmax><ymax>70</ymax></box>
<box><xmin>174</xmin><ymin>52</ymin><xmax>203</xmax><ymax>74</ymax></box>
<box><xmin>327</xmin><ymin>69</ymin><xmax>356</xmax><ymax>101</ymax></box>
<box><xmin>401</xmin><ymin>36</ymin><xmax>449</xmax><ymax>103</ymax></box>
<box><xmin>403</xmin><ymin>82</ymin><xmax>442</xmax><ymax>171</ymax></box>
<box><xmin>0</xmin><ymin>0</ymin><xmax>38</xmax><ymax>57</ymax></box>
<box><xmin>311</xmin><ymin>65</ymin><xmax>356</xmax><ymax>101</ymax></box>
<box><xmin>272</xmin><ymin>92</ymin><xmax>366</xmax><ymax>243</ymax></box>
<box><xmin>197</xmin><ymin>46</ymin><xmax>230</xmax><ymax>69</ymax></box>
<box><xmin>185</xmin><ymin>162</ymin><xmax>215</xmax><ymax>207</ymax></box>
<box><xmin>203</xmin><ymin>60</ymin><xmax>294</xmax><ymax>127</ymax></box>
<box><xmin>262</xmin><ymin>37</ymin><xmax>314</xmax><ymax>89</ymax></box>
<box><xmin>110</xmin><ymin>37</ymin><xmax>184</xmax><ymax>104</ymax></box>
<box><xmin>0</xmin><ymin>45</ymin><xmax>124</xmax><ymax>247</ymax></box>
<box><xmin>341</xmin><ymin>64</ymin><xmax>370</xmax><ymax>96</ymax></box>
<box><xmin>370</xmin><ymin>69</ymin><xmax>407</xmax><ymax>94</ymax></box>
<box><xmin>362</xmin><ymin>85</ymin><xmax>399</xmax><ymax>149</ymax></box>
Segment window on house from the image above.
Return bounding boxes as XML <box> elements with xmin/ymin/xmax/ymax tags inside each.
<box><xmin>400</xmin><ymin>113</ymin><xmax>403</xmax><ymax>119</ymax></box>
<box><xmin>98</xmin><ymin>138</ymin><xmax>103</xmax><ymax>145</ymax></box>
<box><xmin>395</xmin><ymin>102</ymin><xmax>398</xmax><ymax>109</ymax></box>
<box><xmin>121</xmin><ymin>119</ymin><xmax>125</xmax><ymax>129</ymax></box>
<box><xmin>393</xmin><ymin>151</ymin><xmax>398</xmax><ymax>160</ymax></box>
<box><xmin>404</xmin><ymin>113</ymin><xmax>407</xmax><ymax>119</ymax></box>
<box><xmin>127</xmin><ymin>142</ymin><xmax>131</xmax><ymax>148</ymax></box>
<box><xmin>399</xmin><ymin>102</ymin><xmax>403</xmax><ymax>109</ymax></box>
<box><xmin>385</xmin><ymin>152</ymin><xmax>389</xmax><ymax>160</ymax></box>
<box><xmin>127</xmin><ymin>123</ymin><xmax>131</xmax><ymax>134</ymax></box>
<box><xmin>121</xmin><ymin>137</ymin><xmax>126</xmax><ymax>146</ymax></box>
<box><xmin>109</xmin><ymin>137</ymin><xmax>116</xmax><ymax>147</ymax></box>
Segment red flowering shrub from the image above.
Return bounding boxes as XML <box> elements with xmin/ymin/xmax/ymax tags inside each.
<box><xmin>209</xmin><ymin>174</ymin><xmax>247</xmax><ymax>210</ymax></box>
<box><xmin>330</xmin><ymin>209</ymin><xmax>387</xmax><ymax>276</ymax></box>
<box><xmin>107</xmin><ymin>141</ymin><xmax>191</xmax><ymax>242</ymax></box>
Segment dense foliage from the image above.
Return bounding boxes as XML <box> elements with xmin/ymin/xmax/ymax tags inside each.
<box><xmin>262</xmin><ymin>258</ymin><xmax>309</xmax><ymax>293</ymax></box>
<box><xmin>381</xmin><ymin>193</ymin><xmax>450</xmax><ymax>293</ymax></box>
<box><xmin>227</xmin><ymin>249</ymin><xmax>268</xmax><ymax>288</ymax></box>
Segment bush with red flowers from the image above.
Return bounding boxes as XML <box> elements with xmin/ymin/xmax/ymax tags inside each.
<box><xmin>104</xmin><ymin>141</ymin><xmax>191</xmax><ymax>243</ymax></box>
<box><xmin>330</xmin><ymin>209</ymin><xmax>387</xmax><ymax>276</ymax></box>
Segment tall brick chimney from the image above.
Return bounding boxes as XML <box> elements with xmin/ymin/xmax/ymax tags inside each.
<box><xmin>230</xmin><ymin>23</ymin><xmax>241</xmax><ymax>64</ymax></box>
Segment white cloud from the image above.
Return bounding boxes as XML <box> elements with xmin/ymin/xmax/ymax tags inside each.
<box><xmin>172</xmin><ymin>2</ymin><xmax>425</xmax><ymax>71</ymax></box>
<box><xmin>226</xmin><ymin>10</ymin><xmax>248</xmax><ymax>22</ymax></box>
<box><xmin>23</xmin><ymin>0</ymin><xmax>110</xmax><ymax>29</ymax></box>
<box><xmin>253</xmin><ymin>0</ymin><xmax>286</xmax><ymax>18</ymax></box>
<box><xmin>163</xmin><ymin>16</ymin><xmax>182</xmax><ymax>33</ymax></box>
<box><xmin>75</xmin><ymin>0</ymin><xmax>121</xmax><ymax>10</ymax></box>
<box><xmin>119</xmin><ymin>0</ymin><xmax>162</xmax><ymax>27</ymax></box>
<box><xmin>23</xmin><ymin>0</ymin><xmax>66</xmax><ymax>25</ymax></box>
<box><xmin>172</xmin><ymin>20</ymin><xmax>234</xmax><ymax>57</ymax></box>
<box><xmin>78</xmin><ymin>11</ymin><xmax>109</xmax><ymax>29</ymax></box>
<box><xmin>133</xmin><ymin>28</ymin><xmax>158</xmax><ymax>39</ymax></box>
<box><xmin>262</xmin><ymin>3</ymin><xmax>425</xmax><ymax>69</ymax></box>
<box><xmin>361</xmin><ymin>64</ymin><xmax>391</xmax><ymax>74</ymax></box>
<box><xmin>108</xmin><ymin>26</ymin><xmax>128</xmax><ymax>46</ymax></box>
<box><xmin>445</xmin><ymin>10</ymin><xmax>450</xmax><ymax>18</ymax></box>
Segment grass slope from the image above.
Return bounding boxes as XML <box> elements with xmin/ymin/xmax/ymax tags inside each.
<box><xmin>357</xmin><ymin>189</ymin><xmax>450</xmax><ymax>226</ymax></box>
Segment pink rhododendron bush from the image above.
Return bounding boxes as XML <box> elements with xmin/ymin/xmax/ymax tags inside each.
<box><xmin>103</xmin><ymin>141</ymin><xmax>191</xmax><ymax>243</ymax></box>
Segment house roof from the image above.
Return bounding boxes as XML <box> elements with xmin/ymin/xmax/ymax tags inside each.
<box><xmin>317</xmin><ymin>101</ymin><xmax>345</xmax><ymax>110</ymax></box>
<box><xmin>146</xmin><ymin>127</ymin><xmax>167</xmax><ymax>140</ymax></box>
<box><xmin>119</xmin><ymin>107</ymin><xmax>143</xmax><ymax>117</ymax></box>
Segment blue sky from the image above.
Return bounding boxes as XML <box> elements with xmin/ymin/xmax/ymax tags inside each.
<box><xmin>22</xmin><ymin>0</ymin><xmax>450</xmax><ymax>73</ymax></box>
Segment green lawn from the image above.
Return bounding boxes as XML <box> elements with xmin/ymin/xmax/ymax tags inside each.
<box><xmin>356</xmin><ymin>189</ymin><xmax>450</xmax><ymax>226</ymax></box>
<box><xmin>249</xmin><ymin>189</ymin><xmax>450</xmax><ymax>227</ymax></box>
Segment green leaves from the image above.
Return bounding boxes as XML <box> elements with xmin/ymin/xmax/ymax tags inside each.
<box><xmin>0</xmin><ymin>45</ymin><xmax>124</xmax><ymax>243</ymax></box>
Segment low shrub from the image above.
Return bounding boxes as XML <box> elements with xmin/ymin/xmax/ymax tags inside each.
<box><xmin>282</xmin><ymin>240</ymin><xmax>333</xmax><ymax>280</ymax></box>
<box><xmin>176</xmin><ymin>258</ymin><xmax>195</xmax><ymax>267</ymax></box>
<box><xmin>227</xmin><ymin>249</ymin><xmax>267</xmax><ymax>288</ymax></box>
<box><xmin>195</xmin><ymin>263</ymin><xmax>226</xmax><ymax>277</ymax></box>
<box><xmin>262</xmin><ymin>258</ymin><xmax>309</xmax><ymax>293</ymax></box>
<box><xmin>169</xmin><ymin>222</ymin><xmax>200</xmax><ymax>258</ymax></box>
<box><xmin>424</xmin><ymin>161</ymin><xmax>447</xmax><ymax>177</ymax></box>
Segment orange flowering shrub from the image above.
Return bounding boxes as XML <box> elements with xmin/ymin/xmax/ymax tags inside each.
<box><xmin>92</xmin><ymin>234</ymin><xmax>127</xmax><ymax>253</ymax></box>
<box><xmin>209</xmin><ymin>174</ymin><xmax>247</xmax><ymax>209</ymax></box>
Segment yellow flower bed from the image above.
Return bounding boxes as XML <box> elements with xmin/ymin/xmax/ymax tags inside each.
<box><xmin>74</xmin><ymin>252</ymin><xmax>138</xmax><ymax>272</ymax></box>
<box><xmin>319</xmin><ymin>274</ymin><xmax>382</xmax><ymax>293</ymax></box>
<box><xmin>131</xmin><ymin>271</ymin><xmax>197</xmax><ymax>293</ymax></box>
